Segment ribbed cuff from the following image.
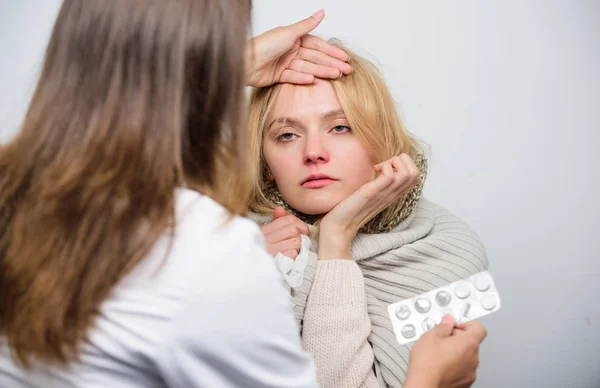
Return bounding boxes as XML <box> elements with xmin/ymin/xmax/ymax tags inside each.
<box><xmin>310</xmin><ymin>260</ymin><xmax>366</xmax><ymax>306</ymax></box>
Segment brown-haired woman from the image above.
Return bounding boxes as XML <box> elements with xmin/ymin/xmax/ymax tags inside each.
<box><xmin>0</xmin><ymin>2</ymin><xmax>353</xmax><ymax>387</ymax></box>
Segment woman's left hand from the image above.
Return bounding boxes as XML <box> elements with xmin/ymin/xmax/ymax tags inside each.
<box><xmin>318</xmin><ymin>154</ymin><xmax>421</xmax><ymax>260</ymax></box>
<box><xmin>246</xmin><ymin>10</ymin><xmax>352</xmax><ymax>87</ymax></box>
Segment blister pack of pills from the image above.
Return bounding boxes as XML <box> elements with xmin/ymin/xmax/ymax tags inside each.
<box><xmin>387</xmin><ymin>270</ymin><xmax>501</xmax><ymax>345</ymax></box>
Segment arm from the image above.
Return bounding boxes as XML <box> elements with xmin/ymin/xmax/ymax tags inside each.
<box><xmin>298</xmin><ymin>155</ymin><xmax>421</xmax><ymax>387</ymax></box>
<box><xmin>301</xmin><ymin>260</ymin><xmax>378</xmax><ymax>388</ymax></box>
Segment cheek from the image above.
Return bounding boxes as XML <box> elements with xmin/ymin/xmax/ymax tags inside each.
<box><xmin>338</xmin><ymin>142</ymin><xmax>374</xmax><ymax>187</ymax></box>
<box><xmin>263</xmin><ymin>146</ymin><xmax>296</xmax><ymax>185</ymax></box>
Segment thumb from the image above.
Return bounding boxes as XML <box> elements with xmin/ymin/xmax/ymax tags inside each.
<box><xmin>434</xmin><ymin>314</ymin><xmax>456</xmax><ymax>338</ymax></box>
<box><xmin>287</xmin><ymin>9</ymin><xmax>325</xmax><ymax>39</ymax></box>
<box><xmin>273</xmin><ymin>206</ymin><xmax>287</xmax><ymax>220</ymax></box>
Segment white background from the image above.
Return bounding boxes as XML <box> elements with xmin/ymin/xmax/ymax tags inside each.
<box><xmin>1</xmin><ymin>1</ymin><xmax>599</xmax><ymax>387</ymax></box>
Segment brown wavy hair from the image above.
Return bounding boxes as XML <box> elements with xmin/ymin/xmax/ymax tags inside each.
<box><xmin>0</xmin><ymin>0</ymin><xmax>251</xmax><ymax>366</ymax></box>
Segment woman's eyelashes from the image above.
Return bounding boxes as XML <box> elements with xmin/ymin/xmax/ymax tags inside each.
<box><xmin>275</xmin><ymin>131</ymin><xmax>298</xmax><ymax>143</ymax></box>
<box><xmin>330</xmin><ymin>125</ymin><xmax>351</xmax><ymax>134</ymax></box>
<box><xmin>273</xmin><ymin>124</ymin><xmax>352</xmax><ymax>143</ymax></box>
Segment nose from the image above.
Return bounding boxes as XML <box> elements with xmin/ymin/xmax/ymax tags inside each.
<box><xmin>303</xmin><ymin>134</ymin><xmax>330</xmax><ymax>165</ymax></box>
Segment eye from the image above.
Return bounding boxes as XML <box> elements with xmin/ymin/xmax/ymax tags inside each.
<box><xmin>331</xmin><ymin>125</ymin><xmax>351</xmax><ymax>134</ymax></box>
<box><xmin>276</xmin><ymin>132</ymin><xmax>297</xmax><ymax>142</ymax></box>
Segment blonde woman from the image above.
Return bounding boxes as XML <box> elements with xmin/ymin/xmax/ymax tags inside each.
<box><xmin>248</xmin><ymin>42</ymin><xmax>489</xmax><ymax>388</ymax></box>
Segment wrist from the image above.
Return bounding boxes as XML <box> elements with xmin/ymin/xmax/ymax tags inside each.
<box><xmin>317</xmin><ymin>227</ymin><xmax>353</xmax><ymax>260</ymax></box>
<box><xmin>244</xmin><ymin>38</ymin><xmax>260</xmax><ymax>87</ymax></box>
<box><xmin>404</xmin><ymin>368</ymin><xmax>440</xmax><ymax>388</ymax></box>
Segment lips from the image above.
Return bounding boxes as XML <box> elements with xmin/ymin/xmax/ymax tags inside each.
<box><xmin>301</xmin><ymin>174</ymin><xmax>337</xmax><ymax>188</ymax></box>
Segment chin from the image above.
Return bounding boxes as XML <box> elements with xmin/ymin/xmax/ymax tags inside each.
<box><xmin>287</xmin><ymin>194</ymin><xmax>341</xmax><ymax>216</ymax></box>
<box><xmin>297</xmin><ymin>204</ymin><xmax>336</xmax><ymax>215</ymax></box>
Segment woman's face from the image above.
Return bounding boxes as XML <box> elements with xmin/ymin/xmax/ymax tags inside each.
<box><xmin>262</xmin><ymin>80</ymin><xmax>374</xmax><ymax>215</ymax></box>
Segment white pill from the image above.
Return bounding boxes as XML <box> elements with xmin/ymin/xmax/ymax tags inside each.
<box><xmin>455</xmin><ymin>282</ymin><xmax>471</xmax><ymax>299</ymax></box>
<box><xmin>435</xmin><ymin>290</ymin><xmax>452</xmax><ymax>306</ymax></box>
<box><xmin>395</xmin><ymin>304</ymin><xmax>411</xmax><ymax>320</ymax></box>
<box><xmin>481</xmin><ymin>294</ymin><xmax>498</xmax><ymax>310</ymax></box>
<box><xmin>401</xmin><ymin>324</ymin><xmax>416</xmax><ymax>339</ymax></box>
<box><xmin>474</xmin><ymin>275</ymin><xmax>491</xmax><ymax>292</ymax></box>
<box><xmin>415</xmin><ymin>298</ymin><xmax>432</xmax><ymax>313</ymax></box>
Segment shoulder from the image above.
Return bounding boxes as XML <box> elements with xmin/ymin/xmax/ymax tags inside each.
<box><xmin>175</xmin><ymin>188</ymin><xmax>264</xmax><ymax>245</ymax></box>
<box><xmin>411</xmin><ymin>197</ymin><xmax>489</xmax><ymax>271</ymax></box>
<box><xmin>415</xmin><ymin>198</ymin><xmax>479</xmax><ymax>233</ymax></box>
<box><xmin>143</xmin><ymin>189</ymin><xmax>279</xmax><ymax>300</ymax></box>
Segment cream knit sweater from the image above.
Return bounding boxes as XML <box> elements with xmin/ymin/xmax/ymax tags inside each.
<box><xmin>255</xmin><ymin>198</ymin><xmax>489</xmax><ymax>388</ymax></box>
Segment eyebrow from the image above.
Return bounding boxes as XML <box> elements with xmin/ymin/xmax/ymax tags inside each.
<box><xmin>266</xmin><ymin>109</ymin><xmax>346</xmax><ymax>130</ymax></box>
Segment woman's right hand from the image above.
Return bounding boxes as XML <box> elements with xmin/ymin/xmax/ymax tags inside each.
<box><xmin>404</xmin><ymin>315</ymin><xmax>488</xmax><ymax>388</ymax></box>
<box><xmin>260</xmin><ymin>207</ymin><xmax>309</xmax><ymax>259</ymax></box>
<box><xmin>245</xmin><ymin>10</ymin><xmax>352</xmax><ymax>88</ymax></box>
<box><xmin>318</xmin><ymin>154</ymin><xmax>420</xmax><ymax>260</ymax></box>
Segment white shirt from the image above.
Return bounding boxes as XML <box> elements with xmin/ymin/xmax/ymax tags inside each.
<box><xmin>0</xmin><ymin>189</ymin><xmax>318</xmax><ymax>388</ymax></box>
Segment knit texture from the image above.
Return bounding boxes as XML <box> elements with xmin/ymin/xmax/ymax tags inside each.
<box><xmin>251</xmin><ymin>198</ymin><xmax>488</xmax><ymax>387</ymax></box>
<box><xmin>302</xmin><ymin>260</ymin><xmax>378</xmax><ymax>388</ymax></box>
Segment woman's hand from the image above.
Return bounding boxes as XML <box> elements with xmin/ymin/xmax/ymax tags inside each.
<box><xmin>404</xmin><ymin>315</ymin><xmax>487</xmax><ymax>388</ymax></box>
<box><xmin>245</xmin><ymin>10</ymin><xmax>352</xmax><ymax>88</ymax></box>
<box><xmin>260</xmin><ymin>207</ymin><xmax>309</xmax><ymax>259</ymax></box>
<box><xmin>318</xmin><ymin>154</ymin><xmax>420</xmax><ymax>260</ymax></box>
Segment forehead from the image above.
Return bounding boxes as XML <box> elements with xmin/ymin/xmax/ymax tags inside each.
<box><xmin>268</xmin><ymin>79</ymin><xmax>343</xmax><ymax>120</ymax></box>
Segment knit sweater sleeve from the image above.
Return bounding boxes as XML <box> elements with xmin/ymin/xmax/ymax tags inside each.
<box><xmin>301</xmin><ymin>260</ymin><xmax>379</xmax><ymax>388</ymax></box>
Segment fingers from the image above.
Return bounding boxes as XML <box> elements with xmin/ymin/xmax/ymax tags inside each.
<box><xmin>273</xmin><ymin>206</ymin><xmax>287</xmax><ymax>220</ymax></box>
<box><xmin>360</xmin><ymin>172</ymin><xmax>395</xmax><ymax>197</ymax></box>
<box><xmin>264</xmin><ymin>223</ymin><xmax>302</xmax><ymax>245</ymax></box>
<box><xmin>287</xmin><ymin>10</ymin><xmax>325</xmax><ymax>39</ymax></box>
<box><xmin>288</xmin><ymin>58</ymin><xmax>341</xmax><ymax>80</ymax></box>
<box><xmin>434</xmin><ymin>314</ymin><xmax>456</xmax><ymax>338</ymax></box>
<box><xmin>300</xmin><ymin>35</ymin><xmax>350</xmax><ymax>63</ymax></box>
<box><xmin>391</xmin><ymin>155</ymin><xmax>420</xmax><ymax>191</ymax></box>
<box><xmin>460</xmin><ymin>320</ymin><xmax>488</xmax><ymax>344</ymax></box>
<box><xmin>271</xmin><ymin>237</ymin><xmax>302</xmax><ymax>257</ymax></box>
<box><xmin>282</xmin><ymin>214</ymin><xmax>310</xmax><ymax>235</ymax></box>
<box><xmin>297</xmin><ymin>46</ymin><xmax>352</xmax><ymax>75</ymax></box>
<box><xmin>375</xmin><ymin>154</ymin><xmax>420</xmax><ymax>191</ymax></box>
<box><xmin>261</xmin><ymin>214</ymin><xmax>309</xmax><ymax>236</ymax></box>
<box><xmin>382</xmin><ymin>161</ymin><xmax>394</xmax><ymax>177</ymax></box>
<box><xmin>279</xmin><ymin>69</ymin><xmax>314</xmax><ymax>85</ymax></box>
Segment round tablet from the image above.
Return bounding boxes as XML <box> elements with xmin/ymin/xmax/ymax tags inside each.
<box><xmin>414</xmin><ymin>298</ymin><xmax>432</xmax><ymax>313</ymax></box>
<box><xmin>395</xmin><ymin>304</ymin><xmax>411</xmax><ymax>320</ymax></box>
<box><xmin>422</xmin><ymin>317</ymin><xmax>437</xmax><ymax>332</ymax></box>
<box><xmin>474</xmin><ymin>274</ymin><xmax>491</xmax><ymax>292</ymax></box>
<box><xmin>401</xmin><ymin>324</ymin><xmax>417</xmax><ymax>339</ymax></box>
<box><xmin>435</xmin><ymin>290</ymin><xmax>452</xmax><ymax>306</ymax></box>
<box><xmin>454</xmin><ymin>282</ymin><xmax>471</xmax><ymax>299</ymax></box>
<box><xmin>481</xmin><ymin>294</ymin><xmax>498</xmax><ymax>310</ymax></box>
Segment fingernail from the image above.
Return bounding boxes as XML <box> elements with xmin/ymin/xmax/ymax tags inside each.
<box><xmin>441</xmin><ymin>315</ymin><xmax>453</xmax><ymax>324</ymax></box>
<box><xmin>312</xmin><ymin>9</ymin><xmax>325</xmax><ymax>19</ymax></box>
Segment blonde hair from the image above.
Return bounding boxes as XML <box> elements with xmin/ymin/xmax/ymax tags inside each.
<box><xmin>247</xmin><ymin>40</ymin><xmax>422</xmax><ymax>217</ymax></box>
